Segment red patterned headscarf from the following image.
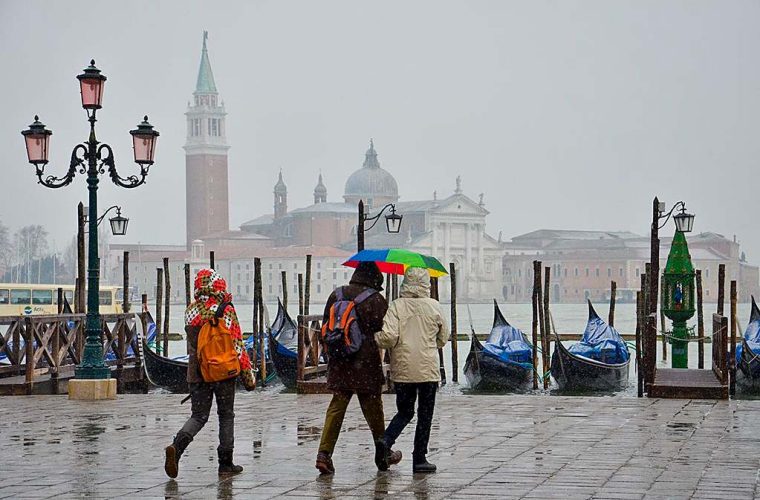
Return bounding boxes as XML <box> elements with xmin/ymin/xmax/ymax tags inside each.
<box><xmin>185</xmin><ymin>269</ymin><xmax>255</xmax><ymax>385</ymax></box>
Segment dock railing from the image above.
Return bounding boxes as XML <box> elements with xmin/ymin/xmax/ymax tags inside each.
<box><xmin>712</xmin><ymin>313</ymin><xmax>728</xmax><ymax>386</ymax></box>
<box><xmin>0</xmin><ymin>313</ymin><xmax>144</xmax><ymax>394</ymax></box>
<box><xmin>296</xmin><ymin>314</ymin><xmax>327</xmax><ymax>384</ymax></box>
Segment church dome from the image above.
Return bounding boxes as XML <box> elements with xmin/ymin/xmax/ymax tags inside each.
<box><xmin>343</xmin><ymin>140</ymin><xmax>399</xmax><ymax>204</ymax></box>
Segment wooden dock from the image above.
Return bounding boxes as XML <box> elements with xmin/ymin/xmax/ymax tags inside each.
<box><xmin>649</xmin><ymin>368</ymin><xmax>727</xmax><ymax>399</ymax></box>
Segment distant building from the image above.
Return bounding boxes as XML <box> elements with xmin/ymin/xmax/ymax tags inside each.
<box><xmin>501</xmin><ymin>230</ymin><xmax>759</xmax><ymax>303</ymax></box>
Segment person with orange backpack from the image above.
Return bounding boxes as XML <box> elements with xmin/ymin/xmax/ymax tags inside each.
<box><xmin>164</xmin><ymin>269</ymin><xmax>256</xmax><ymax>479</ymax></box>
<box><xmin>315</xmin><ymin>262</ymin><xmax>402</xmax><ymax>475</ymax></box>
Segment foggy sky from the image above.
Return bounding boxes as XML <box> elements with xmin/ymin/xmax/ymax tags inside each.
<box><xmin>1</xmin><ymin>1</ymin><xmax>758</xmax><ymax>260</ymax></box>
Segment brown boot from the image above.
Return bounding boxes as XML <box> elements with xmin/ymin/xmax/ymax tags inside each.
<box><xmin>315</xmin><ymin>451</ymin><xmax>335</xmax><ymax>475</ymax></box>
<box><xmin>388</xmin><ymin>449</ymin><xmax>402</xmax><ymax>467</ymax></box>
<box><xmin>164</xmin><ymin>432</ymin><xmax>193</xmax><ymax>478</ymax></box>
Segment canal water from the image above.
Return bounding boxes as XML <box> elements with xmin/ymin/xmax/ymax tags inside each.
<box><xmin>159</xmin><ymin>301</ymin><xmax>753</xmax><ymax>397</ymax></box>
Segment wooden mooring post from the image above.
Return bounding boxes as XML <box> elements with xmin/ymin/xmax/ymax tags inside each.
<box><xmin>304</xmin><ymin>255</ymin><xmax>312</xmax><ymax>315</ymax></box>
<box><xmin>696</xmin><ymin>270</ymin><xmax>705</xmax><ymax>369</ymax></box>
<box><xmin>163</xmin><ymin>258</ymin><xmax>170</xmax><ymax>357</ymax></box>
<box><xmin>449</xmin><ymin>263</ymin><xmax>458</xmax><ymax>383</ymax></box>
<box><xmin>717</xmin><ymin>264</ymin><xmax>725</xmax><ymax>315</ymax></box>
<box><xmin>210</xmin><ymin>251</ymin><xmax>215</xmax><ymax>270</ymax></box>
<box><xmin>533</xmin><ymin>261</ymin><xmax>546</xmax><ymax>389</ymax></box>
<box><xmin>730</xmin><ymin>280</ymin><xmax>737</xmax><ymax>396</ymax></box>
<box><xmin>155</xmin><ymin>268</ymin><xmax>163</xmax><ymax>354</ymax></box>
<box><xmin>281</xmin><ymin>270</ymin><xmax>288</xmax><ymax>311</ymax></box>
<box><xmin>385</xmin><ymin>274</ymin><xmax>391</xmax><ymax>301</ymax></box>
<box><xmin>76</xmin><ymin>202</ymin><xmax>86</xmax><ymax>314</ymax></box>
<box><xmin>542</xmin><ymin>266</ymin><xmax>551</xmax><ymax>390</ymax></box>
<box><xmin>141</xmin><ymin>293</ymin><xmax>148</xmax><ymax>313</ymax></box>
<box><xmin>254</xmin><ymin>258</ymin><xmax>266</xmax><ymax>386</ymax></box>
<box><xmin>608</xmin><ymin>281</ymin><xmax>616</xmax><ymax>327</ymax></box>
<box><xmin>122</xmin><ymin>251</ymin><xmax>130</xmax><ymax>313</ymax></box>
<box><xmin>298</xmin><ymin>274</ymin><xmax>304</xmax><ymax>316</ymax></box>
<box><xmin>184</xmin><ymin>264</ymin><xmax>191</xmax><ymax>307</ymax></box>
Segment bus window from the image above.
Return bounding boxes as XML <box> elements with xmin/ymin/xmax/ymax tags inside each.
<box><xmin>64</xmin><ymin>290</ymin><xmax>74</xmax><ymax>304</ymax></box>
<box><xmin>0</xmin><ymin>289</ymin><xmax>9</xmax><ymax>304</ymax></box>
<box><xmin>99</xmin><ymin>290</ymin><xmax>113</xmax><ymax>305</ymax></box>
<box><xmin>11</xmin><ymin>289</ymin><xmax>31</xmax><ymax>305</ymax></box>
<box><xmin>32</xmin><ymin>290</ymin><xmax>53</xmax><ymax>305</ymax></box>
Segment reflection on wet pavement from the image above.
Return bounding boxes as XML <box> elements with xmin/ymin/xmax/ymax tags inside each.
<box><xmin>1</xmin><ymin>394</ymin><xmax>759</xmax><ymax>498</ymax></box>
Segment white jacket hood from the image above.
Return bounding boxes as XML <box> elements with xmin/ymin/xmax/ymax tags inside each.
<box><xmin>400</xmin><ymin>267</ymin><xmax>430</xmax><ymax>298</ymax></box>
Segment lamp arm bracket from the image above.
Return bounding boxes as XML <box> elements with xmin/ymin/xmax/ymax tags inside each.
<box><xmin>363</xmin><ymin>203</ymin><xmax>395</xmax><ymax>232</ymax></box>
<box><xmin>94</xmin><ymin>205</ymin><xmax>120</xmax><ymax>226</ymax></box>
<box><xmin>100</xmin><ymin>144</ymin><xmax>148</xmax><ymax>189</ymax></box>
<box><xmin>657</xmin><ymin>201</ymin><xmax>686</xmax><ymax>230</ymax></box>
<box><xmin>36</xmin><ymin>143</ymin><xmax>87</xmax><ymax>189</ymax></box>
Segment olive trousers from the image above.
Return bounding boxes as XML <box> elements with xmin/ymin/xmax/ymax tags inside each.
<box><xmin>318</xmin><ymin>390</ymin><xmax>385</xmax><ymax>454</ymax></box>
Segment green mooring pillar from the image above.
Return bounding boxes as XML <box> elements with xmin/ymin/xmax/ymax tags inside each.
<box><xmin>671</xmin><ymin>320</ymin><xmax>689</xmax><ymax>368</ymax></box>
<box><xmin>662</xmin><ymin>230</ymin><xmax>696</xmax><ymax>369</ymax></box>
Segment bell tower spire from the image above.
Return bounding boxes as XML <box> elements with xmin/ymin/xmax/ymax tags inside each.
<box><xmin>184</xmin><ymin>32</ymin><xmax>230</xmax><ymax>248</ymax></box>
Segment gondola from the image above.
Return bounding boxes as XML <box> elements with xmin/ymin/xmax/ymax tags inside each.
<box><xmin>736</xmin><ymin>296</ymin><xmax>760</xmax><ymax>390</ymax></box>
<box><xmin>551</xmin><ymin>300</ymin><xmax>630</xmax><ymax>391</ymax></box>
<box><xmin>268</xmin><ymin>299</ymin><xmax>299</xmax><ymax>390</ymax></box>
<box><xmin>464</xmin><ymin>300</ymin><xmax>533</xmax><ymax>392</ymax></box>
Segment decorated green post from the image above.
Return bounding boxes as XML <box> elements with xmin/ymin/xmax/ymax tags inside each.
<box><xmin>662</xmin><ymin>230</ymin><xmax>696</xmax><ymax>368</ymax></box>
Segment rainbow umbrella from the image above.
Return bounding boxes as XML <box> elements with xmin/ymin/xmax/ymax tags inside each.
<box><xmin>343</xmin><ymin>248</ymin><xmax>448</xmax><ymax>278</ymax></box>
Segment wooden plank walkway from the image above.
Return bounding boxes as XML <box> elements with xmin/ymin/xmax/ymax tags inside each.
<box><xmin>649</xmin><ymin>368</ymin><xmax>728</xmax><ymax>399</ymax></box>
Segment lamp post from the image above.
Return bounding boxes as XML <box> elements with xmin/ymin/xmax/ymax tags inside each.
<box><xmin>650</xmin><ymin>198</ymin><xmax>695</xmax><ymax>369</ymax></box>
<box><xmin>357</xmin><ymin>200</ymin><xmax>403</xmax><ymax>251</ymax></box>
<box><xmin>21</xmin><ymin>60</ymin><xmax>158</xmax><ymax>388</ymax></box>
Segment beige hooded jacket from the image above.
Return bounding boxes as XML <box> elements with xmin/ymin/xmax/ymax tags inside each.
<box><xmin>375</xmin><ymin>267</ymin><xmax>450</xmax><ymax>383</ymax></box>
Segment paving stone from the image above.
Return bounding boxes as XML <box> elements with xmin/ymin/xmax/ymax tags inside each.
<box><xmin>2</xmin><ymin>393</ymin><xmax>760</xmax><ymax>497</ymax></box>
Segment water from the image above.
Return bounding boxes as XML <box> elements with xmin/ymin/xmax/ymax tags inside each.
<box><xmin>159</xmin><ymin>301</ymin><xmax>753</xmax><ymax>396</ymax></box>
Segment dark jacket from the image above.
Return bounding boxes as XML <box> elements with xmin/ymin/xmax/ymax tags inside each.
<box><xmin>323</xmin><ymin>262</ymin><xmax>388</xmax><ymax>394</ymax></box>
<box><xmin>186</xmin><ymin>325</ymin><xmax>203</xmax><ymax>384</ymax></box>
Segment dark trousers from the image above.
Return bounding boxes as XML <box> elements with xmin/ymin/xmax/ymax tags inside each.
<box><xmin>179</xmin><ymin>378</ymin><xmax>236</xmax><ymax>452</ymax></box>
<box><xmin>383</xmin><ymin>382</ymin><xmax>438</xmax><ymax>457</ymax></box>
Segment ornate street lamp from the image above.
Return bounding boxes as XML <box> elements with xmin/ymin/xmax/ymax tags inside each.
<box><xmin>20</xmin><ymin>59</ymin><xmax>158</xmax><ymax>389</ymax></box>
<box><xmin>84</xmin><ymin>205</ymin><xmax>129</xmax><ymax>236</ymax></box>
<box><xmin>357</xmin><ymin>200</ymin><xmax>403</xmax><ymax>251</ymax></box>
<box><xmin>648</xmin><ymin>199</ymin><xmax>695</xmax><ymax>370</ymax></box>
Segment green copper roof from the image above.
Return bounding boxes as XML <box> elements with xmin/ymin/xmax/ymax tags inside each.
<box><xmin>195</xmin><ymin>31</ymin><xmax>217</xmax><ymax>94</ymax></box>
<box><xmin>664</xmin><ymin>230</ymin><xmax>695</xmax><ymax>275</ymax></box>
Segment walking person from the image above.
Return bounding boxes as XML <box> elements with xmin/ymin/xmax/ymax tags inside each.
<box><xmin>315</xmin><ymin>262</ymin><xmax>402</xmax><ymax>475</ymax></box>
<box><xmin>375</xmin><ymin>267</ymin><xmax>449</xmax><ymax>473</ymax></box>
<box><xmin>164</xmin><ymin>269</ymin><xmax>256</xmax><ymax>479</ymax></box>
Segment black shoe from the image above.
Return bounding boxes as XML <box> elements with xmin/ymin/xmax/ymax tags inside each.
<box><xmin>218</xmin><ymin>449</ymin><xmax>243</xmax><ymax>476</ymax></box>
<box><xmin>164</xmin><ymin>432</ymin><xmax>192</xmax><ymax>479</ymax></box>
<box><xmin>374</xmin><ymin>439</ymin><xmax>389</xmax><ymax>471</ymax></box>
<box><xmin>413</xmin><ymin>455</ymin><xmax>437</xmax><ymax>473</ymax></box>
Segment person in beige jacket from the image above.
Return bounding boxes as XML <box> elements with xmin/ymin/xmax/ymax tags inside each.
<box><xmin>375</xmin><ymin>266</ymin><xmax>449</xmax><ymax>473</ymax></box>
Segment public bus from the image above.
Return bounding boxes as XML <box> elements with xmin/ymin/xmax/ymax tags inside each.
<box><xmin>0</xmin><ymin>283</ymin><xmax>122</xmax><ymax>316</ymax></box>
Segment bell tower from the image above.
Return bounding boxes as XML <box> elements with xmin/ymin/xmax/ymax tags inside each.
<box><xmin>184</xmin><ymin>31</ymin><xmax>230</xmax><ymax>248</ymax></box>
<box><xmin>274</xmin><ymin>170</ymin><xmax>288</xmax><ymax>219</ymax></box>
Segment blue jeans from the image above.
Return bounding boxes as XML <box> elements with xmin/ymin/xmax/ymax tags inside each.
<box><xmin>383</xmin><ymin>382</ymin><xmax>438</xmax><ymax>457</ymax></box>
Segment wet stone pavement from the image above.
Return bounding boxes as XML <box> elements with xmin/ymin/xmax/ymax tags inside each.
<box><xmin>2</xmin><ymin>392</ymin><xmax>760</xmax><ymax>499</ymax></box>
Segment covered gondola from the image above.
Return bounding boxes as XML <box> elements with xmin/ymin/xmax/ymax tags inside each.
<box><xmin>551</xmin><ymin>300</ymin><xmax>630</xmax><ymax>391</ymax></box>
<box><xmin>268</xmin><ymin>299</ymin><xmax>299</xmax><ymax>390</ymax></box>
<box><xmin>736</xmin><ymin>296</ymin><xmax>760</xmax><ymax>390</ymax></box>
<box><xmin>464</xmin><ymin>300</ymin><xmax>533</xmax><ymax>391</ymax></box>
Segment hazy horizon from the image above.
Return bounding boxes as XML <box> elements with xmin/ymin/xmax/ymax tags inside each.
<box><xmin>1</xmin><ymin>1</ymin><xmax>758</xmax><ymax>261</ymax></box>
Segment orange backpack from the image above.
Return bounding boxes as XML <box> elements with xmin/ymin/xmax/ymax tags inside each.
<box><xmin>197</xmin><ymin>302</ymin><xmax>241</xmax><ymax>383</ymax></box>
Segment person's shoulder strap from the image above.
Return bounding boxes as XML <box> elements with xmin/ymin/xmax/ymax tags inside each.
<box><xmin>353</xmin><ymin>288</ymin><xmax>377</xmax><ymax>305</ymax></box>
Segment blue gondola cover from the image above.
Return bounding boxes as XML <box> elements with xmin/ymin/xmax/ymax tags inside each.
<box><xmin>568</xmin><ymin>312</ymin><xmax>629</xmax><ymax>364</ymax></box>
<box><xmin>736</xmin><ymin>298</ymin><xmax>760</xmax><ymax>363</ymax></box>
<box><xmin>482</xmin><ymin>320</ymin><xmax>532</xmax><ymax>366</ymax></box>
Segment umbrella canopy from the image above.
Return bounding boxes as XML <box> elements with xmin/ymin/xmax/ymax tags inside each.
<box><xmin>343</xmin><ymin>248</ymin><xmax>448</xmax><ymax>278</ymax></box>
